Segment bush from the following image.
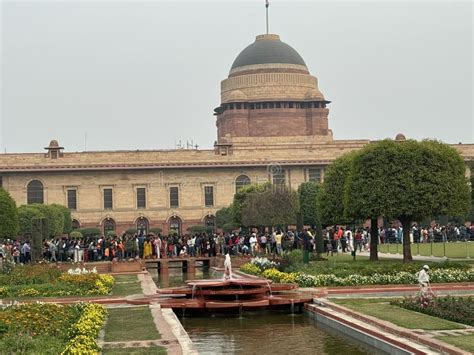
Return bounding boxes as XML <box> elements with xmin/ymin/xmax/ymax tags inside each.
<box><xmin>125</xmin><ymin>228</ymin><xmax>137</xmax><ymax>235</ymax></box>
<box><xmin>51</xmin><ymin>204</ymin><xmax>72</xmax><ymax>234</ymax></box>
<box><xmin>27</xmin><ymin>204</ymin><xmax>64</xmax><ymax>237</ymax></box>
<box><xmin>149</xmin><ymin>227</ymin><xmax>162</xmax><ymax>234</ymax></box>
<box><xmin>187</xmin><ymin>225</ymin><xmax>213</xmax><ymax>234</ymax></box>
<box><xmin>0</xmin><ymin>188</ymin><xmax>19</xmax><ymax>238</ymax></box>
<box><xmin>69</xmin><ymin>231</ymin><xmax>83</xmax><ymax>239</ymax></box>
<box><xmin>393</xmin><ymin>296</ymin><xmax>474</xmax><ymax>326</ymax></box>
<box><xmin>18</xmin><ymin>205</ymin><xmax>43</xmax><ymax>236</ymax></box>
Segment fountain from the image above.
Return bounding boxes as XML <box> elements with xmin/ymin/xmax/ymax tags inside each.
<box><xmin>156</xmin><ymin>255</ymin><xmax>313</xmax><ymax>312</ymax></box>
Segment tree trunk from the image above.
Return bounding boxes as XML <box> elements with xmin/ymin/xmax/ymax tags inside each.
<box><xmin>400</xmin><ymin>217</ymin><xmax>413</xmax><ymax>263</ymax></box>
<box><xmin>370</xmin><ymin>218</ymin><xmax>379</xmax><ymax>261</ymax></box>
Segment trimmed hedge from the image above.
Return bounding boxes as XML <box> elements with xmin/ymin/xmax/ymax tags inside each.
<box><xmin>0</xmin><ymin>188</ymin><xmax>19</xmax><ymax>239</ymax></box>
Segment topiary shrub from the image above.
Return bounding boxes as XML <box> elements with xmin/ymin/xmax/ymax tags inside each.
<box><xmin>76</xmin><ymin>227</ymin><xmax>101</xmax><ymax>238</ymax></box>
<box><xmin>69</xmin><ymin>231</ymin><xmax>83</xmax><ymax>239</ymax></box>
<box><xmin>149</xmin><ymin>227</ymin><xmax>162</xmax><ymax>234</ymax></box>
<box><xmin>125</xmin><ymin>228</ymin><xmax>137</xmax><ymax>235</ymax></box>
<box><xmin>0</xmin><ymin>188</ymin><xmax>18</xmax><ymax>239</ymax></box>
<box><xmin>18</xmin><ymin>205</ymin><xmax>43</xmax><ymax>237</ymax></box>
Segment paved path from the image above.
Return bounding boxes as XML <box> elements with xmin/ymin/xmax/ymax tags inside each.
<box><xmin>357</xmin><ymin>251</ymin><xmax>453</xmax><ymax>262</ymax></box>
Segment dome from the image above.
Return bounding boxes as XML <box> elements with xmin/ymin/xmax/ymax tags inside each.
<box><xmin>230</xmin><ymin>34</ymin><xmax>307</xmax><ymax>71</ymax></box>
<box><xmin>395</xmin><ymin>133</ymin><xmax>406</xmax><ymax>141</ymax></box>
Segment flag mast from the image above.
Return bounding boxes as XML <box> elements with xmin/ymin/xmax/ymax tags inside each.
<box><xmin>265</xmin><ymin>0</ymin><xmax>269</xmax><ymax>34</ymax></box>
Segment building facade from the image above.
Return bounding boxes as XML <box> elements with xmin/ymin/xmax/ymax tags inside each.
<box><xmin>1</xmin><ymin>34</ymin><xmax>473</xmax><ymax>235</ymax></box>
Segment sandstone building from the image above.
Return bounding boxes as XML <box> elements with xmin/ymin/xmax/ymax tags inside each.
<box><xmin>1</xmin><ymin>34</ymin><xmax>473</xmax><ymax>235</ymax></box>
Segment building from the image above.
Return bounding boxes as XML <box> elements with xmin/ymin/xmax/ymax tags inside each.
<box><xmin>1</xmin><ymin>33</ymin><xmax>473</xmax><ymax>235</ymax></box>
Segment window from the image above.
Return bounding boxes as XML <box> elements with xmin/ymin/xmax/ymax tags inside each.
<box><xmin>235</xmin><ymin>174</ymin><xmax>251</xmax><ymax>192</ymax></box>
<box><xmin>137</xmin><ymin>187</ymin><xmax>146</xmax><ymax>208</ymax></box>
<box><xmin>204</xmin><ymin>186</ymin><xmax>214</xmax><ymax>207</ymax></box>
<box><xmin>272</xmin><ymin>169</ymin><xmax>286</xmax><ymax>186</ymax></box>
<box><xmin>136</xmin><ymin>217</ymin><xmax>149</xmax><ymax>234</ymax></box>
<box><xmin>103</xmin><ymin>218</ymin><xmax>115</xmax><ymax>234</ymax></box>
<box><xmin>72</xmin><ymin>219</ymin><xmax>80</xmax><ymax>230</ymax></box>
<box><xmin>67</xmin><ymin>189</ymin><xmax>77</xmax><ymax>210</ymax></box>
<box><xmin>308</xmin><ymin>167</ymin><xmax>323</xmax><ymax>183</ymax></box>
<box><xmin>169</xmin><ymin>216</ymin><xmax>181</xmax><ymax>235</ymax></box>
<box><xmin>236</xmin><ymin>103</ymin><xmax>242</xmax><ymax>109</ymax></box>
<box><xmin>27</xmin><ymin>180</ymin><xmax>44</xmax><ymax>204</ymax></box>
<box><xmin>169</xmin><ymin>186</ymin><xmax>179</xmax><ymax>208</ymax></box>
<box><xmin>103</xmin><ymin>188</ymin><xmax>113</xmax><ymax>209</ymax></box>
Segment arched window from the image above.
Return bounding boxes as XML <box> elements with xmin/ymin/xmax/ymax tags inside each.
<box><xmin>235</xmin><ymin>175</ymin><xmax>251</xmax><ymax>192</ymax></box>
<box><xmin>204</xmin><ymin>215</ymin><xmax>216</xmax><ymax>231</ymax></box>
<box><xmin>71</xmin><ymin>219</ymin><xmax>81</xmax><ymax>230</ymax></box>
<box><xmin>27</xmin><ymin>180</ymin><xmax>44</xmax><ymax>204</ymax></box>
<box><xmin>103</xmin><ymin>218</ymin><xmax>116</xmax><ymax>235</ymax></box>
<box><xmin>169</xmin><ymin>216</ymin><xmax>181</xmax><ymax>235</ymax></box>
<box><xmin>137</xmin><ymin>217</ymin><xmax>149</xmax><ymax>234</ymax></box>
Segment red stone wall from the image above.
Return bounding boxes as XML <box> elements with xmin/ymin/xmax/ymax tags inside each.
<box><xmin>216</xmin><ymin>107</ymin><xmax>330</xmax><ymax>140</ymax></box>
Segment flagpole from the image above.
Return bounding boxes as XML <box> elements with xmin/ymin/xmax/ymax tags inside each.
<box><xmin>266</xmin><ymin>1</ymin><xmax>269</xmax><ymax>34</ymax></box>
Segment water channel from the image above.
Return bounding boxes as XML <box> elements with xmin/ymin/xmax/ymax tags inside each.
<box><xmin>152</xmin><ymin>268</ymin><xmax>377</xmax><ymax>355</ymax></box>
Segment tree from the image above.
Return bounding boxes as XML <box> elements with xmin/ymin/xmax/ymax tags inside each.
<box><xmin>232</xmin><ymin>182</ymin><xmax>271</xmax><ymax>226</ymax></box>
<box><xmin>320</xmin><ymin>152</ymin><xmax>358</xmax><ymax>225</ymax></box>
<box><xmin>298</xmin><ymin>182</ymin><xmax>324</xmax><ymax>256</ymax></box>
<box><xmin>18</xmin><ymin>205</ymin><xmax>44</xmax><ymax>236</ymax></box>
<box><xmin>51</xmin><ymin>204</ymin><xmax>72</xmax><ymax>234</ymax></box>
<box><xmin>0</xmin><ymin>188</ymin><xmax>19</xmax><ymax>239</ymax></box>
<box><xmin>28</xmin><ymin>204</ymin><xmax>64</xmax><ymax>237</ymax></box>
<box><xmin>241</xmin><ymin>186</ymin><xmax>299</xmax><ymax>228</ymax></box>
<box><xmin>346</xmin><ymin>139</ymin><xmax>470</xmax><ymax>263</ymax></box>
<box><xmin>216</xmin><ymin>206</ymin><xmax>236</xmax><ymax>232</ymax></box>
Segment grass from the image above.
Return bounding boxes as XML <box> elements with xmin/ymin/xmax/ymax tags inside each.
<box><xmin>286</xmin><ymin>252</ymin><xmax>468</xmax><ymax>278</ymax></box>
<box><xmin>110</xmin><ymin>275</ymin><xmax>143</xmax><ymax>296</ymax></box>
<box><xmin>102</xmin><ymin>346</ymin><xmax>167</xmax><ymax>354</ymax></box>
<box><xmin>434</xmin><ymin>334</ymin><xmax>474</xmax><ymax>353</ymax></box>
<box><xmin>104</xmin><ymin>306</ymin><xmax>160</xmax><ymax>342</ymax></box>
<box><xmin>378</xmin><ymin>242</ymin><xmax>474</xmax><ymax>259</ymax></box>
<box><xmin>331</xmin><ymin>298</ymin><xmax>465</xmax><ymax>330</ymax></box>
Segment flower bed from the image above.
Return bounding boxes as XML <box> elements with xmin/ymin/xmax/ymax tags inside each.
<box><xmin>240</xmin><ymin>260</ymin><xmax>474</xmax><ymax>287</ymax></box>
<box><xmin>0</xmin><ymin>264</ymin><xmax>114</xmax><ymax>298</ymax></box>
<box><xmin>392</xmin><ymin>296</ymin><xmax>474</xmax><ymax>326</ymax></box>
<box><xmin>0</xmin><ymin>303</ymin><xmax>107</xmax><ymax>354</ymax></box>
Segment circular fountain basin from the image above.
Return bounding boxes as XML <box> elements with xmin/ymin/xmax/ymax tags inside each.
<box><xmin>185</xmin><ymin>279</ymin><xmax>231</xmax><ymax>287</ymax></box>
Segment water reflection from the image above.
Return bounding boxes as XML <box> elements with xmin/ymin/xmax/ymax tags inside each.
<box><xmin>181</xmin><ymin>312</ymin><xmax>372</xmax><ymax>355</ymax></box>
<box><xmin>153</xmin><ymin>269</ymin><xmax>374</xmax><ymax>355</ymax></box>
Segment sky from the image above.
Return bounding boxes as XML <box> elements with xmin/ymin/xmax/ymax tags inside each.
<box><xmin>1</xmin><ymin>0</ymin><xmax>473</xmax><ymax>153</ymax></box>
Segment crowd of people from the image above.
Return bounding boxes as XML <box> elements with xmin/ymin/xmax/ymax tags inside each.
<box><xmin>0</xmin><ymin>222</ymin><xmax>472</xmax><ymax>264</ymax></box>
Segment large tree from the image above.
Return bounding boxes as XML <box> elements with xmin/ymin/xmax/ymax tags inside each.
<box><xmin>215</xmin><ymin>206</ymin><xmax>236</xmax><ymax>232</ymax></box>
<box><xmin>0</xmin><ymin>188</ymin><xmax>19</xmax><ymax>239</ymax></box>
<box><xmin>298</xmin><ymin>182</ymin><xmax>324</xmax><ymax>255</ymax></box>
<box><xmin>241</xmin><ymin>186</ymin><xmax>299</xmax><ymax>229</ymax></box>
<box><xmin>346</xmin><ymin>139</ymin><xmax>470</xmax><ymax>262</ymax></box>
<box><xmin>231</xmin><ymin>182</ymin><xmax>271</xmax><ymax>226</ymax></box>
<box><xmin>319</xmin><ymin>152</ymin><xmax>358</xmax><ymax>226</ymax></box>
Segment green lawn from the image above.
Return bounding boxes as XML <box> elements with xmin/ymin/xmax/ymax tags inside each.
<box><xmin>331</xmin><ymin>298</ymin><xmax>465</xmax><ymax>330</ymax></box>
<box><xmin>378</xmin><ymin>242</ymin><xmax>474</xmax><ymax>258</ymax></box>
<box><xmin>289</xmin><ymin>252</ymin><xmax>468</xmax><ymax>278</ymax></box>
<box><xmin>104</xmin><ymin>307</ymin><xmax>160</xmax><ymax>342</ymax></box>
<box><xmin>434</xmin><ymin>334</ymin><xmax>474</xmax><ymax>353</ymax></box>
<box><xmin>110</xmin><ymin>275</ymin><xmax>143</xmax><ymax>296</ymax></box>
<box><xmin>102</xmin><ymin>346</ymin><xmax>167</xmax><ymax>355</ymax></box>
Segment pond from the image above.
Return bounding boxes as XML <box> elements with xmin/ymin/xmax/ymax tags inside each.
<box><xmin>152</xmin><ymin>268</ymin><xmax>377</xmax><ymax>355</ymax></box>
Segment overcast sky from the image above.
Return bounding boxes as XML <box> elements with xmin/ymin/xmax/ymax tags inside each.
<box><xmin>1</xmin><ymin>0</ymin><xmax>472</xmax><ymax>153</ymax></box>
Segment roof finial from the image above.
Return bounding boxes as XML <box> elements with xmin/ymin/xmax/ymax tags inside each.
<box><xmin>265</xmin><ymin>0</ymin><xmax>269</xmax><ymax>35</ymax></box>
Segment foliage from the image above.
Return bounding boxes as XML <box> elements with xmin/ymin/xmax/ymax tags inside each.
<box><xmin>249</xmin><ymin>256</ymin><xmax>280</xmax><ymax>270</ymax></box>
<box><xmin>298</xmin><ymin>182</ymin><xmax>322</xmax><ymax>227</ymax></box>
<box><xmin>149</xmin><ymin>227</ymin><xmax>162</xmax><ymax>235</ymax></box>
<box><xmin>240</xmin><ymin>264</ymin><xmax>473</xmax><ymax>287</ymax></box>
<box><xmin>216</xmin><ymin>206</ymin><xmax>235</xmax><ymax>231</ymax></box>
<box><xmin>69</xmin><ymin>230</ymin><xmax>83</xmax><ymax>239</ymax></box>
<box><xmin>27</xmin><ymin>204</ymin><xmax>64</xmax><ymax>237</ymax></box>
<box><xmin>319</xmin><ymin>152</ymin><xmax>357</xmax><ymax>225</ymax></box>
<box><xmin>17</xmin><ymin>205</ymin><xmax>44</xmax><ymax>236</ymax></box>
<box><xmin>0</xmin><ymin>264</ymin><xmax>114</xmax><ymax>297</ymax></box>
<box><xmin>106</xmin><ymin>230</ymin><xmax>117</xmax><ymax>237</ymax></box>
<box><xmin>232</xmin><ymin>182</ymin><xmax>271</xmax><ymax>226</ymax></box>
<box><xmin>125</xmin><ymin>228</ymin><xmax>137</xmax><ymax>235</ymax></box>
<box><xmin>51</xmin><ymin>204</ymin><xmax>72</xmax><ymax>234</ymax></box>
<box><xmin>0</xmin><ymin>302</ymin><xmax>107</xmax><ymax>355</ymax></box>
<box><xmin>77</xmin><ymin>227</ymin><xmax>101</xmax><ymax>237</ymax></box>
<box><xmin>346</xmin><ymin>139</ymin><xmax>470</xmax><ymax>262</ymax></box>
<box><xmin>241</xmin><ymin>186</ymin><xmax>299</xmax><ymax>227</ymax></box>
<box><xmin>393</xmin><ymin>296</ymin><xmax>473</xmax><ymax>326</ymax></box>
<box><xmin>61</xmin><ymin>303</ymin><xmax>108</xmax><ymax>355</ymax></box>
<box><xmin>187</xmin><ymin>225</ymin><xmax>214</xmax><ymax>234</ymax></box>
<box><xmin>0</xmin><ymin>188</ymin><xmax>19</xmax><ymax>239</ymax></box>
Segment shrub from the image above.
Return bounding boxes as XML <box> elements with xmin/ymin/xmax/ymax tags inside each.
<box><xmin>69</xmin><ymin>231</ymin><xmax>83</xmax><ymax>239</ymax></box>
<box><xmin>0</xmin><ymin>188</ymin><xmax>18</xmax><ymax>238</ymax></box>
<box><xmin>51</xmin><ymin>204</ymin><xmax>72</xmax><ymax>234</ymax></box>
<box><xmin>18</xmin><ymin>205</ymin><xmax>44</xmax><ymax>236</ymax></box>
<box><xmin>149</xmin><ymin>227</ymin><xmax>162</xmax><ymax>234</ymax></box>
<box><xmin>125</xmin><ymin>228</ymin><xmax>137</xmax><ymax>235</ymax></box>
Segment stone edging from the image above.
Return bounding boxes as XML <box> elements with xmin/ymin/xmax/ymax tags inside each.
<box><xmin>318</xmin><ymin>299</ymin><xmax>471</xmax><ymax>355</ymax></box>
